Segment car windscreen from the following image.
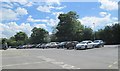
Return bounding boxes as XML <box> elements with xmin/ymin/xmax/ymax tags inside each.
<box><xmin>80</xmin><ymin>42</ymin><xmax>87</xmax><ymax>44</ymax></box>
<box><xmin>94</xmin><ymin>40</ymin><xmax>100</xmax><ymax>43</ymax></box>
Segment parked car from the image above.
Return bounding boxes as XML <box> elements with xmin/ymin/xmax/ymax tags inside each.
<box><xmin>65</xmin><ymin>41</ymin><xmax>79</xmax><ymax>49</ymax></box>
<box><xmin>46</xmin><ymin>42</ymin><xmax>58</xmax><ymax>48</ymax></box>
<box><xmin>1</xmin><ymin>43</ymin><xmax>8</xmax><ymax>50</ymax></box>
<box><xmin>9</xmin><ymin>46</ymin><xmax>17</xmax><ymax>48</ymax></box>
<box><xmin>92</xmin><ymin>40</ymin><xmax>104</xmax><ymax>48</ymax></box>
<box><xmin>75</xmin><ymin>40</ymin><xmax>94</xmax><ymax>50</ymax></box>
<box><xmin>57</xmin><ymin>42</ymin><xmax>66</xmax><ymax>49</ymax></box>
<box><xmin>40</xmin><ymin>43</ymin><xmax>48</xmax><ymax>49</ymax></box>
<box><xmin>16</xmin><ymin>45</ymin><xmax>25</xmax><ymax>49</ymax></box>
<box><xmin>26</xmin><ymin>44</ymin><xmax>36</xmax><ymax>49</ymax></box>
<box><xmin>36</xmin><ymin>44</ymin><xmax>41</xmax><ymax>48</ymax></box>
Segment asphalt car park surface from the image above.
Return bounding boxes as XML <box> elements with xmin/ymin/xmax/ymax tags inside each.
<box><xmin>0</xmin><ymin>45</ymin><xmax>118</xmax><ymax>69</ymax></box>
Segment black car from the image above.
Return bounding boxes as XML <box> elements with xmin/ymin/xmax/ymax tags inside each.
<box><xmin>65</xmin><ymin>41</ymin><xmax>79</xmax><ymax>49</ymax></box>
<box><xmin>57</xmin><ymin>42</ymin><xmax>66</xmax><ymax>49</ymax></box>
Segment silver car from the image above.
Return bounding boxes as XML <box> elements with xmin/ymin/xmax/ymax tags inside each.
<box><xmin>92</xmin><ymin>40</ymin><xmax>104</xmax><ymax>48</ymax></box>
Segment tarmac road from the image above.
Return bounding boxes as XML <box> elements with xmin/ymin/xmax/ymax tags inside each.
<box><xmin>0</xmin><ymin>45</ymin><xmax>118</xmax><ymax>69</ymax></box>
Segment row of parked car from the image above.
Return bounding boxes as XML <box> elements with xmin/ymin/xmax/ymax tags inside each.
<box><xmin>16</xmin><ymin>40</ymin><xmax>105</xmax><ymax>50</ymax></box>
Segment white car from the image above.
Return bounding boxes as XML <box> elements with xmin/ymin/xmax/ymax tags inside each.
<box><xmin>75</xmin><ymin>40</ymin><xmax>94</xmax><ymax>50</ymax></box>
<box><xmin>45</xmin><ymin>42</ymin><xmax>58</xmax><ymax>48</ymax></box>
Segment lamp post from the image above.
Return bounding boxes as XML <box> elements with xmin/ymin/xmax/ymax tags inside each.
<box><xmin>93</xmin><ymin>23</ymin><xmax>95</xmax><ymax>40</ymax></box>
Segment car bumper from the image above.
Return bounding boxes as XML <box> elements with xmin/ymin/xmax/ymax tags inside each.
<box><xmin>76</xmin><ymin>46</ymin><xmax>86</xmax><ymax>49</ymax></box>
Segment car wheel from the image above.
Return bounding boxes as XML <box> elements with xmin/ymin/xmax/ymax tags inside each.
<box><xmin>76</xmin><ymin>48</ymin><xmax>79</xmax><ymax>50</ymax></box>
<box><xmin>99</xmin><ymin>45</ymin><xmax>102</xmax><ymax>48</ymax></box>
<box><xmin>85</xmin><ymin>46</ymin><xmax>87</xmax><ymax>49</ymax></box>
<box><xmin>102</xmin><ymin>45</ymin><xmax>104</xmax><ymax>47</ymax></box>
<box><xmin>3</xmin><ymin>48</ymin><xmax>7</xmax><ymax>50</ymax></box>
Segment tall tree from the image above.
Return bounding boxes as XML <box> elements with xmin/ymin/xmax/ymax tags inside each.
<box><xmin>14</xmin><ymin>31</ymin><xmax>28</xmax><ymax>41</ymax></box>
<box><xmin>55</xmin><ymin>11</ymin><xmax>84</xmax><ymax>41</ymax></box>
<box><xmin>13</xmin><ymin>31</ymin><xmax>28</xmax><ymax>45</ymax></box>
<box><xmin>30</xmin><ymin>27</ymin><xmax>49</xmax><ymax>44</ymax></box>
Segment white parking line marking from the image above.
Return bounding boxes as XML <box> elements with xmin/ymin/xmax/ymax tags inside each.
<box><xmin>113</xmin><ymin>61</ymin><xmax>117</xmax><ymax>64</ymax></box>
<box><xmin>108</xmin><ymin>65</ymin><xmax>112</xmax><ymax>68</ymax></box>
<box><xmin>108</xmin><ymin>61</ymin><xmax>118</xmax><ymax>68</ymax></box>
<box><xmin>2</xmin><ymin>61</ymin><xmax>43</xmax><ymax>67</ymax></box>
<box><xmin>37</xmin><ymin>56</ymin><xmax>80</xmax><ymax>69</ymax></box>
<box><xmin>51</xmin><ymin>62</ymin><xmax>64</xmax><ymax>65</ymax></box>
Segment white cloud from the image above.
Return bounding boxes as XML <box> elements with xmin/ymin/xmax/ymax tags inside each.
<box><xmin>79</xmin><ymin>13</ymin><xmax>117</xmax><ymax>30</ymax></box>
<box><xmin>26</xmin><ymin>2</ymin><xmax>33</xmax><ymax>7</ymax></box>
<box><xmin>1</xmin><ymin>0</ymin><xmax>34</xmax><ymax>8</ymax></box>
<box><xmin>48</xmin><ymin>11</ymin><xmax>64</xmax><ymax>27</ymax></box>
<box><xmin>99</xmin><ymin>0</ymin><xmax>118</xmax><ymax>10</ymax></box>
<box><xmin>46</xmin><ymin>19</ymin><xmax>58</xmax><ymax>27</ymax></box>
<box><xmin>27</xmin><ymin>15</ymin><xmax>58</xmax><ymax>27</ymax></box>
<box><xmin>55</xmin><ymin>6</ymin><xmax>66</xmax><ymax>10</ymax></box>
<box><xmin>0</xmin><ymin>22</ymin><xmax>32</xmax><ymax>38</ymax></box>
<box><xmin>0</xmin><ymin>0</ymin><xmax>29</xmax><ymax>6</ymax></box>
<box><xmin>9</xmin><ymin>0</ymin><xmax>28</xmax><ymax>5</ymax></box>
<box><xmin>52</xmin><ymin>11</ymin><xmax>64</xmax><ymax>19</ymax></box>
<box><xmin>112</xmin><ymin>17</ymin><xmax>118</xmax><ymax>21</ymax></box>
<box><xmin>27</xmin><ymin>15</ymin><xmax>48</xmax><ymax>22</ymax></box>
<box><xmin>37</xmin><ymin>5</ymin><xmax>52</xmax><ymax>13</ymax></box>
<box><xmin>45</xmin><ymin>0</ymin><xmax>61</xmax><ymax>5</ymax></box>
<box><xmin>49</xmin><ymin>32</ymin><xmax>52</xmax><ymax>35</ymax></box>
<box><xmin>37</xmin><ymin>4</ymin><xmax>66</xmax><ymax>13</ymax></box>
<box><xmin>0</xmin><ymin>7</ymin><xmax>28</xmax><ymax>21</ymax></box>
<box><xmin>0</xmin><ymin>8</ymin><xmax>18</xmax><ymax>21</ymax></box>
<box><xmin>15</xmin><ymin>7</ymin><xmax>28</xmax><ymax>15</ymax></box>
<box><xmin>1</xmin><ymin>3</ymin><xmax>13</xmax><ymax>8</ymax></box>
<box><xmin>36</xmin><ymin>0</ymin><xmax>64</xmax><ymax>13</ymax></box>
<box><xmin>99</xmin><ymin>12</ymin><xmax>108</xmax><ymax>17</ymax></box>
<box><xmin>33</xmin><ymin>24</ymin><xmax>47</xmax><ymax>30</ymax></box>
<box><xmin>0</xmin><ymin>22</ymin><xmax>49</xmax><ymax>38</ymax></box>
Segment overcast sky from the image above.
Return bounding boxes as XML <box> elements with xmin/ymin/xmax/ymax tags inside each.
<box><xmin>0</xmin><ymin>0</ymin><xmax>118</xmax><ymax>38</ymax></box>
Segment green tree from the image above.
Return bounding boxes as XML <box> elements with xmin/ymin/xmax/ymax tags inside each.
<box><xmin>55</xmin><ymin>11</ymin><xmax>84</xmax><ymax>41</ymax></box>
<box><xmin>96</xmin><ymin>26</ymin><xmax>113</xmax><ymax>44</ymax></box>
<box><xmin>96</xmin><ymin>23</ymin><xmax>120</xmax><ymax>44</ymax></box>
<box><xmin>50</xmin><ymin>34</ymin><xmax>57</xmax><ymax>42</ymax></box>
<box><xmin>112</xmin><ymin>24</ymin><xmax>120</xmax><ymax>44</ymax></box>
<box><xmin>7</xmin><ymin>32</ymin><xmax>28</xmax><ymax>46</ymax></box>
<box><xmin>81</xmin><ymin>26</ymin><xmax>93</xmax><ymax>41</ymax></box>
<box><xmin>1</xmin><ymin>38</ymin><xmax>8</xmax><ymax>44</ymax></box>
<box><xmin>7</xmin><ymin>36</ymin><xmax>17</xmax><ymax>46</ymax></box>
<box><xmin>14</xmin><ymin>31</ymin><xmax>28</xmax><ymax>41</ymax></box>
<box><xmin>30</xmin><ymin>27</ymin><xmax>49</xmax><ymax>44</ymax></box>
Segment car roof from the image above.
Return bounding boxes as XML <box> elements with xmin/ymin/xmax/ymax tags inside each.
<box><xmin>94</xmin><ymin>40</ymin><xmax>103</xmax><ymax>41</ymax></box>
<box><xmin>82</xmin><ymin>40</ymin><xmax>92</xmax><ymax>42</ymax></box>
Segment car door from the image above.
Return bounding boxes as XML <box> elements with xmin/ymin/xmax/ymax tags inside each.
<box><xmin>87</xmin><ymin>41</ymin><xmax>93</xmax><ymax>48</ymax></box>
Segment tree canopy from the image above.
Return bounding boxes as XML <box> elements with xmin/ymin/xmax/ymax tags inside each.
<box><xmin>30</xmin><ymin>27</ymin><xmax>49</xmax><ymax>44</ymax></box>
<box><xmin>96</xmin><ymin>23</ymin><xmax>120</xmax><ymax>44</ymax></box>
<box><xmin>14</xmin><ymin>31</ymin><xmax>28</xmax><ymax>41</ymax></box>
<box><xmin>55</xmin><ymin>11</ymin><xmax>84</xmax><ymax>41</ymax></box>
